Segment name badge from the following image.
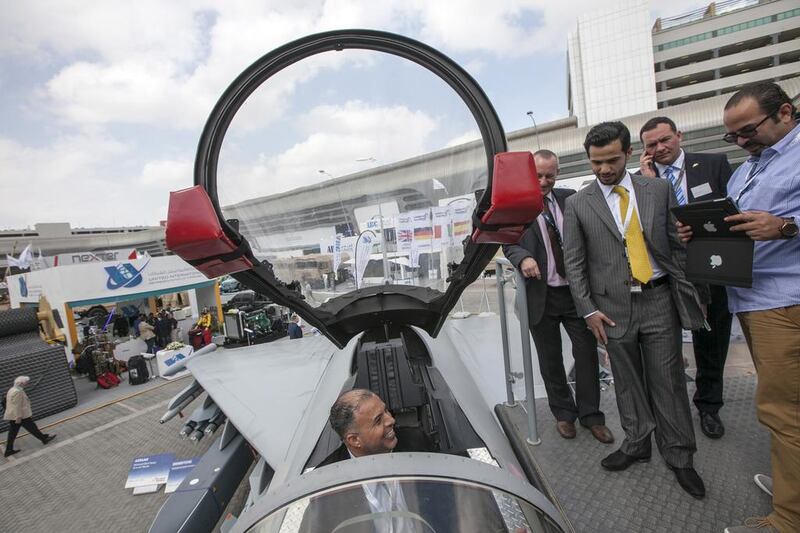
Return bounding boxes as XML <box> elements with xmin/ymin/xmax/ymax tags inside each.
<box><xmin>690</xmin><ymin>182</ymin><xmax>713</xmax><ymax>198</ymax></box>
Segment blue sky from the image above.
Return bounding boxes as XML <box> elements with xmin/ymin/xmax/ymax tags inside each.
<box><xmin>0</xmin><ymin>0</ymin><xmax>707</xmax><ymax>229</ymax></box>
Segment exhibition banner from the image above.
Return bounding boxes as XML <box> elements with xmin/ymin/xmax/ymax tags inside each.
<box><xmin>354</xmin><ymin>232</ymin><xmax>373</xmax><ymax>288</ymax></box>
<box><xmin>396</xmin><ymin>213</ymin><xmax>413</xmax><ymax>252</ymax></box>
<box><xmin>450</xmin><ymin>204</ymin><xmax>473</xmax><ymax>241</ymax></box>
<box><xmin>125</xmin><ymin>453</ymin><xmax>174</xmax><ymax>488</ymax></box>
<box><xmin>332</xmin><ymin>234</ymin><xmax>342</xmax><ymax>280</ymax></box>
<box><xmin>411</xmin><ymin>210</ymin><xmax>433</xmax><ymax>254</ymax></box>
<box><xmin>431</xmin><ymin>207</ymin><xmax>451</xmax><ymax>250</ymax></box>
<box><xmin>165</xmin><ymin>457</ymin><xmax>200</xmax><ymax>494</ymax></box>
<box><xmin>8</xmin><ymin>255</ymin><xmax>211</xmax><ymax>307</ymax></box>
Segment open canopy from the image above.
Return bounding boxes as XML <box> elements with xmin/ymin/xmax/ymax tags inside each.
<box><xmin>191</xmin><ymin>30</ymin><xmax>509</xmax><ymax>347</ymax></box>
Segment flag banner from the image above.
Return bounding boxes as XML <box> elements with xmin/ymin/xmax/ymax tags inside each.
<box><xmin>451</xmin><ymin>204</ymin><xmax>473</xmax><ymax>240</ymax></box>
<box><xmin>355</xmin><ymin>232</ymin><xmax>373</xmax><ymax>288</ymax></box>
<box><xmin>431</xmin><ymin>207</ymin><xmax>451</xmax><ymax>250</ymax></box>
<box><xmin>6</xmin><ymin>244</ymin><xmax>33</xmax><ymax>270</ymax></box>
<box><xmin>411</xmin><ymin>210</ymin><xmax>433</xmax><ymax>253</ymax></box>
<box><xmin>397</xmin><ymin>213</ymin><xmax>413</xmax><ymax>252</ymax></box>
<box><xmin>410</xmin><ymin>240</ymin><xmax>420</xmax><ymax>268</ymax></box>
<box><xmin>332</xmin><ymin>234</ymin><xmax>342</xmax><ymax>280</ymax></box>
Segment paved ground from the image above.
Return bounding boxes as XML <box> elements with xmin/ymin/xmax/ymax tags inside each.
<box><xmin>527</xmin><ymin>374</ymin><xmax>772</xmax><ymax>533</ymax></box>
<box><xmin>0</xmin><ymin>276</ymin><xmax>766</xmax><ymax>533</ymax></box>
<box><xmin>0</xmin><ymin>375</ymin><xmax>220</xmax><ymax>533</ymax></box>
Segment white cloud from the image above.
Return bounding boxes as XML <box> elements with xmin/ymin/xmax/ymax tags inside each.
<box><xmin>445</xmin><ymin>129</ymin><xmax>481</xmax><ymax>148</ymax></box>
<box><xmin>217</xmin><ymin>100</ymin><xmax>438</xmax><ymax>204</ymax></box>
<box><xmin>139</xmin><ymin>159</ymin><xmax>193</xmax><ymax>188</ymax></box>
<box><xmin>0</xmin><ymin>134</ymin><xmax>133</xmax><ymax>228</ymax></box>
<box><xmin>0</xmin><ymin>134</ymin><xmax>194</xmax><ymax>228</ymax></box>
<box><xmin>0</xmin><ymin>0</ymin><xmax>716</xmax><ymax>229</ymax></box>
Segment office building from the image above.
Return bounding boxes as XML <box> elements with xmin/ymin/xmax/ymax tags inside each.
<box><xmin>568</xmin><ymin>0</ymin><xmax>800</xmax><ymax>125</ymax></box>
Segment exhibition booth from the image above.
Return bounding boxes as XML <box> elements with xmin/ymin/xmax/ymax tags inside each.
<box><xmin>6</xmin><ymin>255</ymin><xmax>223</xmax><ymax>361</ymax></box>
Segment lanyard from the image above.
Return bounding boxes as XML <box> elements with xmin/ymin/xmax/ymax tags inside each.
<box><xmin>734</xmin><ymin>160</ymin><xmax>762</xmax><ymax>207</ymax></box>
<box><xmin>612</xmin><ymin>188</ymin><xmax>637</xmax><ymax>237</ymax></box>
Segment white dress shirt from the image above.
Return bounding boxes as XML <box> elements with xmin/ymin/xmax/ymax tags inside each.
<box><xmin>596</xmin><ymin>172</ymin><xmax>665</xmax><ymax>280</ymax></box>
<box><xmin>348</xmin><ymin>449</ymin><xmax>418</xmax><ymax>533</ymax></box>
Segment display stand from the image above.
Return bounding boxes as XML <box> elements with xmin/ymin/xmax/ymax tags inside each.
<box><xmin>155</xmin><ymin>346</ymin><xmax>194</xmax><ymax>380</ymax></box>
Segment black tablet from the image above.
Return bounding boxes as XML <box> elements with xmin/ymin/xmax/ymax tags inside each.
<box><xmin>671</xmin><ymin>197</ymin><xmax>745</xmax><ymax>239</ymax></box>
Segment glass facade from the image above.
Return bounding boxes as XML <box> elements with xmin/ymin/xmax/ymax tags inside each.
<box><xmin>567</xmin><ymin>0</ymin><xmax>657</xmax><ymax>126</ymax></box>
<box><xmin>656</xmin><ymin>8</ymin><xmax>800</xmax><ymax>52</ymax></box>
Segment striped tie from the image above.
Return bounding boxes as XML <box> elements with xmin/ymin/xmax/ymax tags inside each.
<box><xmin>612</xmin><ymin>186</ymin><xmax>653</xmax><ymax>284</ymax></box>
<box><xmin>664</xmin><ymin>166</ymin><xmax>686</xmax><ymax>206</ymax></box>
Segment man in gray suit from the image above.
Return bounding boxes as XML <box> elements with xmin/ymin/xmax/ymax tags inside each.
<box><xmin>562</xmin><ymin>121</ymin><xmax>707</xmax><ymax>499</ymax></box>
<box><xmin>503</xmin><ymin>149</ymin><xmax>613</xmax><ymax>443</ymax></box>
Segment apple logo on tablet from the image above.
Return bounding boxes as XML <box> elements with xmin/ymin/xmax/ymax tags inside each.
<box><xmin>710</xmin><ymin>255</ymin><xmax>722</xmax><ymax>269</ymax></box>
<box><xmin>703</xmin><ymin>221</ymin><xmax>717</xmax><ymax>232</ymax></box>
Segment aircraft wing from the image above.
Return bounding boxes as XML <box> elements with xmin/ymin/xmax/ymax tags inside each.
<box><xmin>185</xmin><ymin>336</ymin><xmax>354</xmax><ymax>469</ymax></box>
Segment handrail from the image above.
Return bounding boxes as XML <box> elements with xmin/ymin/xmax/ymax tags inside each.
<box><xmin>495</xmin><ymin>257</ymin><xmax>540</xmax><ymax>445</ymax></box>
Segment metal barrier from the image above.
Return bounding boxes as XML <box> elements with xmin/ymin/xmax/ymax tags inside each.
<box><xmin>495</xmin><ymin>257</ymin><xmax>540</xmax><ymax>445</ymax></box>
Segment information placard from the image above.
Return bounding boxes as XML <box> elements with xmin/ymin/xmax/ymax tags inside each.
<box><xmin>125</xmin><ymin>453</ymin><xmax>174</xmax><ymax>489</ymax></box>
<box><xmin>165</xmin><ymin>457</ymin><xmax>200</xmax><ymax>494</ymax></box>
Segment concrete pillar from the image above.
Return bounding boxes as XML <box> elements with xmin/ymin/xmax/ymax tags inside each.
<box><xmin>64</xmin><ymin>303</ymin><xmax>78</xmax><ymax>353</ymax></box>
<box><xmin>714</xmin><ymin>68</ymin><xmax>721</xmax><ymax>80</ymax></box>
<box><xmin>188</xmin><ymin>289</ymin><xmax>200</xmax><ymax>320</ymax></box>
<box><xmin>214</xmin><ymin>282</ymin><xmax>223</xmax><ymax>327</ymax></box>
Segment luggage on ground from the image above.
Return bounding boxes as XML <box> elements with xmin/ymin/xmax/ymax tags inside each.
<box><xmin>128</xmin><ymin>355</ymin><xmax>150</xmax><ymax>385</ymax></box>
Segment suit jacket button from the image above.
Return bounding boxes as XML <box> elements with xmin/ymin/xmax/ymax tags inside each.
<box><xmin>624</xmin><ymin>280</ymin><xmax>629</xmax><ymax>286</ymax></box>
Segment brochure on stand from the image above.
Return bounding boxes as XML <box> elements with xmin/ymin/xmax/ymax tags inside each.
<box><xmin>125</xmin><ymin>453</ymin><xmax>174</xmax><ymax>491</ymax></box>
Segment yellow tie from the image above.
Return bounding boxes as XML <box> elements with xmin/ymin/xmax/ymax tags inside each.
<box><xmin>613</xmin><ymin>185</ymin><xmax>653</xmax><ymax>284</ymax></box>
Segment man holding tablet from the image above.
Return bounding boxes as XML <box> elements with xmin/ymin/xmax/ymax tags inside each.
<box><xmin>639</xmin><ymin>116</ymin><xmax>733</xmax><ymax>440</ymax></box>
<box><xmin>679</xmin><ymin>81</ymin><xmax>800</xmax><ymax>533</ymax></box>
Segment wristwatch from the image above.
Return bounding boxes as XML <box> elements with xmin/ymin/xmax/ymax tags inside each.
<box><xmin>780</xmin><ymin>217</ymin><xmax>799</xmax><ymax>239</ymax></box>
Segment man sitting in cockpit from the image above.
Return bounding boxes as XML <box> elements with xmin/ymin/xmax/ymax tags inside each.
<box><xmin>301</xmin><ymin>389</ymin><xmax>508</xmax><ymax>533</ymax></box>
<box><xmin>322</xmin><ymin>388</ymin><xmax>398</xmax><ymax>464</ymax></box>
<box><xmin>301</xmin><ymin>389</ymin><xmax>419</xmax><ymax>533</ymax></box>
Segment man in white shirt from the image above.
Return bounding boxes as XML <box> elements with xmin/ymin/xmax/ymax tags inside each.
<box><xmin>320</xmin><ymin>389</ymin><xmax>418</xmax><ymax>533</ymax></box>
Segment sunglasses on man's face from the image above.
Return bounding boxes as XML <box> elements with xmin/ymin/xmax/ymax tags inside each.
<box><xmin>722</xmin><ymin>114</ymin><xmax>773</xmax><ymax>144</ymax></box>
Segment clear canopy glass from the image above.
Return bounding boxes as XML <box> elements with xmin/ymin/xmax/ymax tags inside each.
<box><xmin>216</xmin><ymin>49</ymin><xmax>487</xmax><ymax>307</ymax></box>
<box><xmin>247</xmin><ymin>476</ymin><xmax>563</xmax><ymax>533</ymax></box>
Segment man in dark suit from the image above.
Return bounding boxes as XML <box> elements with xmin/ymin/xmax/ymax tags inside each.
<box><xmin>563</xmin><ymin>122</ymin><xmax>707</xmax><ymax>499</ymax></box>
<box><xmin>503</xmin><ymin>149</ymin><xmax>613</xmax><ymax>444</ymax></box>
<box><xmin>638</xmin><ymin>116</ymin><xmax>733</xmax><ymax>440</ymax></box>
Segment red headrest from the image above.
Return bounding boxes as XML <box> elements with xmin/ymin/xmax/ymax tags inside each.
<box><xmin>165</xmin><ymin>186</ymin><xmax>254</xmax><ymax>278</ymax></box>
<box><xmin>471</xmin><ymin>152</ymin><xmax>543</xmax><ymax>244</ymax></box>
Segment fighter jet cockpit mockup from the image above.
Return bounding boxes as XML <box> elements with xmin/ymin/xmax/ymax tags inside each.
<box><xmin>153</xmin><ymin>30</ymin><xmax>561</xmax><ymax>533</ymax></box>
